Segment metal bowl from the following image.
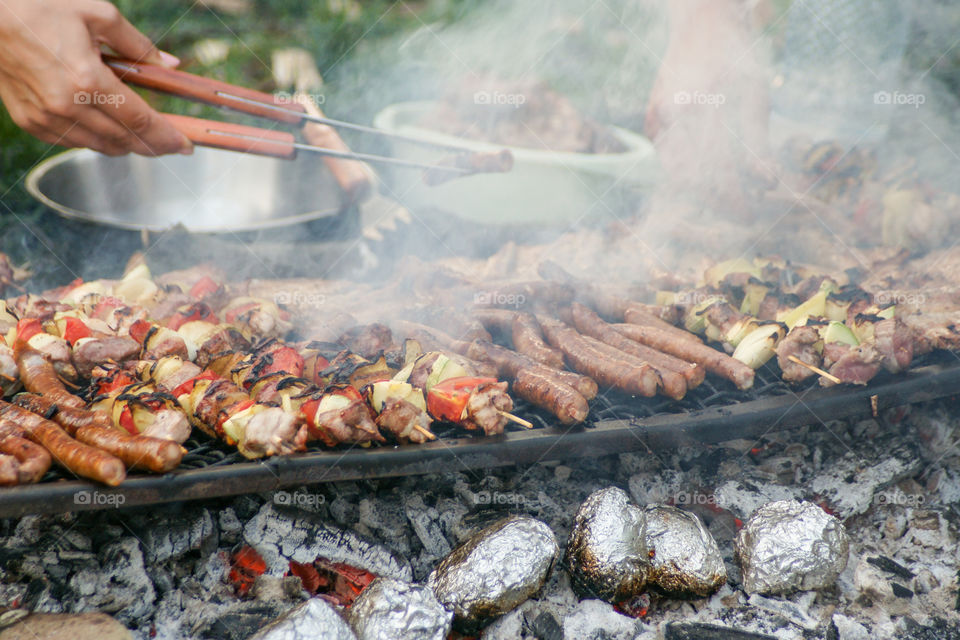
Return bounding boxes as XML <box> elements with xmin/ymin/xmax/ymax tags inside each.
<box><xmin>23</xmin><ymin>147</ymin><xmax>362</xmax><ymax>280</ymax></box>
<box><xmin>26</xmin><ymin>146</ymin><xmax>346</xmax><ymax>233</ymax></box>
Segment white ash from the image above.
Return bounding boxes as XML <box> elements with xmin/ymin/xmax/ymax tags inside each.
<box><xmin>1</xmin><ymin>402</ymin><xmax>960</xmax><ymax>638</ymax></box>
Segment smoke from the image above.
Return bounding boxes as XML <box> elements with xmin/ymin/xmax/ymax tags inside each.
<box><xmin>317</xmin><ymin>0</ymin><xmax>960</xmax><ymax>281</ymax></box>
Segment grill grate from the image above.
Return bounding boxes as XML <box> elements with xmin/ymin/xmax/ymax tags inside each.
<box><xmin>8</xmin><ymin>352</ymin><xmax>960</xmax><ymax>517</ymax></box>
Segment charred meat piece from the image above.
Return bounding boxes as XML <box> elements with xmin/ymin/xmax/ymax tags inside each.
<box><xmin>338</xmin><ymin>323</ymin><xmax>398</xmax><ymax>360</ymax></box>
<box><xmin>775</xmin><ymin>325</ymin><xmax>823</xmax><ymax>383</ymax></box>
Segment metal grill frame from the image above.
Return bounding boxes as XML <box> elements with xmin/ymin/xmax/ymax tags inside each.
<box><xmin>0</xmin><ymin>356</ymin><xmax>957</xmax><ymax>517</ymax></box>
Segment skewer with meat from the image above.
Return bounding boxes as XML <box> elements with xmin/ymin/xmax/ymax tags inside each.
<box><xmin>218</xmin><ymin>297</ymin><xmax>293</xmax><ymax>341</ymax></box>
<box><xmin>394</xmin><ymin>350</ymin><xmax>514</xmax><ymax>435</ymax></box>
<box><xmin>86</xmin><ymin>364</ymin><xmax>192</xmax><ymax>443</ymax></box>
<box><xmin>137</xmin><ymin>357</ymin><xmax>308</xmax><ymax>458</ymax></box>
<box><xmin>204</xmin><ymin>344</ymin><xmax>388</xmax><ymax>447</ymax></box>
<box><xmin>399</xmin><ymin>323</ymin><xmax>590</xmax><ymax>426</ymax></box>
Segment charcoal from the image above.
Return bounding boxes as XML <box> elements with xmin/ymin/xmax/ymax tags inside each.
<box><xmin>528</xmin><ymin>610</ymin><xmax>563</xmax><ymax>640</ymax></box>
<box><xmin>243</xmin><ymin>502</ymin><xmax>412</xmax><ymax>581</ymax></box>
<box><xmin>218</xmin><ymin>507</ymin><xmax>244</xmax><ymax>544</ymax></box>
<box><xmin>138</xmin><ymin>508</ymin><xmax>216</xmax><ymax>564</ymax></box>
<box><xmin>735</xmin><ymin>500</ymin><xmax>849</xmax><ymax>595</ymax></box>
<box><xmin>247</xmin><ymin>598</ymin><xmax>354</xmax><ymax>640</ymax></box>
<box><xmin>853</xmin><ymin>556</ymin><xmax>912</xmax><ymax>616</ymax></box>
<box><xmin>865</xmin><ymin>555</ymin><xmax>915</xmax><ymax>581</ymax></box>
<box><xmin>402</xmin><ymin>494</ymin><xmax>452</xmax><ymax>559</ymax></box>
<box><xmin>428</xmin><ymin>515</ymin><xmax>557</xmax><ymax>632</ymax></box>
<box><xmin>65</xmin><ymin>538</ymin><xmax>155</xmax><ymax>626</ymax></box>
<box><xmin>347</xmin><ymin>577</ymin><xmax>451</xmax><ymax>640</ymax></box>
<box><xmin>644</xmin><ymin>504</ymin><xmax>726</xmax><ymax>598</ymax></box>
<box><xmin>664</xmin><ymin>622</ymin><xmax>777</xmax><ymax>639</ymax></box>
<box><xmin>564</xmin><ymin>487</ymin><xmax>649</xmax><ymax>602</ymax></box>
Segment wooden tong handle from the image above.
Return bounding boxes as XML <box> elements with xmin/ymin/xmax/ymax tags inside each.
<box><xmin>105</xmin><ymin>55</ymin><xmax>305</xmax><ymax>125</ymax></box>
<box><xmin>164</xmin><ymin>114</ymin><xmax>296</xmax><ymax>159</ymax></box>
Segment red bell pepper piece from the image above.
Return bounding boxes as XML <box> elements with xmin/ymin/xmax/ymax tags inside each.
<box><xmin>16</xmin><ymin>318</ymin><xmax>44</xmax><ymax>343</ymax></box>
<box><xmin>118</xmin><ymin>404</ymin><xmax>138</xmax><ymax>435</ymax></box>
<box><xmin>171</xmin><ymin>369</ymin><xmax>220</xmax><ymax>398</ymax></box>
<box><xmin>167</xmin><ymin>303</ymin><xmax>218</xmax><ymax>331</ymax></box>
<box><xmin>224</xmin><ymin>301</ymin><xmax>260</xmax><ymax>325</ymax></box>
<box><xmin>128</xmin><ymin>320</ymin><xmax>153</xmax><ymax>345</ymax></box>
<box><xmin>61</xmin><ymin>317</ymin><xmax>92</xmax><ymax>345</ymax></box>
<box><xmin>426</xmin><ymin>377</ymin><xmax>498</xmax><ymax>423</ymax></box>
<box><xmin>260</xmin><ymin>346</ymin><xmax>305</xmax><ymax>377</ymax></box>
<box><xmin>189</xmin><ymin>276</ymin><xmax>221</xmax><ymax>300</ymax></box>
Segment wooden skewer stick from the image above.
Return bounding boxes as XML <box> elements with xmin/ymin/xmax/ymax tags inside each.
<box><xmin>499</xmin><ymin>410</ymin><xmax>534</xmax><ymax>429</ymax></box>
<box><xmin>787</xmin><ymin>355</ymin><xmax>841</xmax><ymax>385</ymax></box>
<box><xmin>413</xmin><ymin>424</ymin><xmax>437</xmax><ymax>440</ymax></box>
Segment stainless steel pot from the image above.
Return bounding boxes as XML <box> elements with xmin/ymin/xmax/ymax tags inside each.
<box><xmin>24</xmin><ymin>147</ymin><xmax>360</xmax><ymax>278</ymax></box>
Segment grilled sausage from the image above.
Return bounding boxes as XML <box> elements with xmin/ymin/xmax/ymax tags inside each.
<box><xmin>0</xmin><ymin>402</ymin><xmax>125</xmax><ymax>485</ymax></box>
<box><xmin>613</xmin><ymin>323</ymin><xmax>755</xmax><ymax>390</ymax></box>
<box><xmin>623</xmin><ymin>307</ymin><xmax>702</xmax><ymax>344</ymax></box>
<box><xmin>512</xmin><ymin>368</ymin><xmax>588</xmax><ymax>425</ymax></box>
<box><xmin>0</xmin><ymin>433</ymin><xmax>51</xmax><ymax>483</ymax></box>
<box><xmin>512</xmin><ymin>313</ymin><xmax>565</xmax><ymax>369</ymax></box>
<box><xmin>471</xmin><ymin>308</ymin><xmax>518</xmax><ymax>338</ymax></box>
<box><xmin>571</xmin><ymin>303</ymin><xmax>702</xmax><ymax>398</ymax></box>
<box><xmin>466</xmin><ymin>340</ymin><xmax>599</xmax><ymax>400</ymax></box>
<box><xmin>537</xmin><ymin>316</ymin><xmax>659</xmax><ymax>397</ymax></box>
<box><xmin>12</xmin><ymin>393</ymin><xmax>184</xmax><ymax>473</ymax></box>
<box><xmin>14</xmin><ymin>340</ymin><xmax>85</xmax><ymax>409</ymax></box>
<box><xmin>0</xmin><ymin>454</ymin><xmax>18</xmax><ymax>485</ymax></box>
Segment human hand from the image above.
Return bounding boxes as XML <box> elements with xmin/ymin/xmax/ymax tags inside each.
<box><xmin>0</xmin><ymin>0</ymin><xmax>192</xmax><ymax>156</ymax></box>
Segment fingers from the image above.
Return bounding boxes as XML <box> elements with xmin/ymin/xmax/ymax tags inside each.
<box><xmin>79</xmin><ymin>0</ymin><xmax>177</xmax><ymax>68</ymax></box>
<box><xmin>89</xmin><ymin>70</ymin><xmax>192</xmax><ymax>156</ymax></box>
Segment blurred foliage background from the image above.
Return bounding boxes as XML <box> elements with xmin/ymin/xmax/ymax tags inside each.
<box><xmin>1</xmin><ymin>0</ymin><xmax>959</xmax><ymax>217</ymax></box>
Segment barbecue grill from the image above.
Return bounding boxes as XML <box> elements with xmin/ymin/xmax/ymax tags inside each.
<box><xmin>3</xmin><ymin>352</ymin><xmax>956</xmax><ymax>518</ymax></box>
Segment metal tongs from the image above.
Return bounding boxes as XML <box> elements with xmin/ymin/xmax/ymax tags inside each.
<box><xmin>104</xmin><ymin>55</ymin><xmax>497</xmax><ymax>178</ymax></box>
